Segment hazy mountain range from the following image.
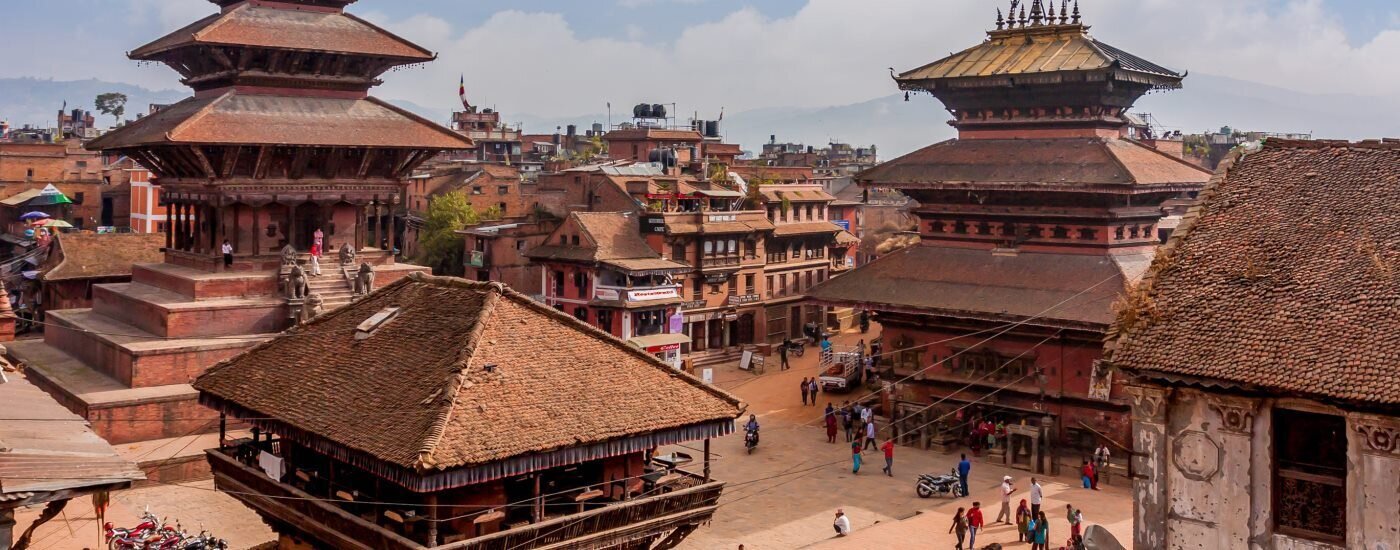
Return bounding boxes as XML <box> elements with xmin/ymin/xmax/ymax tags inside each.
<box><xmin>4</xmin><ymin>74</ymin><xmax>1396</xmax><ymax>158</ymax></box>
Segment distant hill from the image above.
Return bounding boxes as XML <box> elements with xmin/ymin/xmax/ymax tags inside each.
<box><xmin>0</xmin><ymin>78</ymin><xmax>188</xmax><ymax>129</ymax></box>
<box><xmin>8</xmin><ymin>75</ymin><xmax>1396</xmax><ymax>159</ymax></box>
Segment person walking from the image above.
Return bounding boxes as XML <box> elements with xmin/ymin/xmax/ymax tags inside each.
<box><xmin>850</xmin><ymin>440</ymin><xmax>862</xmax><ymax>474</ymax></box>
<box><xmin>1032</xmin><ymin>510</ymin><xmax>1050</xmax><ymax>550</ymax></box>
<box><xmin>808</xmin><ymin>379</ymin><xmax>819</xmax><ymax>406</ymax></box>
<box><xmin>996</xmin><ymin>475</ymin><xmax>1014</xmax><ymax>524</ymax></box>
<box><xmin>880</xmin><ymin>439</ymin><xmax>895</xmax><ymax>476</ymax></box>
<box><xmin>833</xmin><ymin>509</ymin><xmax>851</xmax><ymax>537</ymax></box>
<box><xmin>800</xmin><ymin>378</ymin><xmax>810</xmax><ymax>406</ymax></box>
<box><xmin>948</xmin><ymin>507</ymin><xmax>968</xmax><ymax>550</ymax></box>
<box><xmin>1015</xmin><ymin>498</ymin><xmax>1031</xmax><ymax>542</ymax></box>
<box><xmin>957</xmin><ymin>454</ymin><xmax>972</xmax><ymax>497</ymax></box>
<box><xmin>825</xmin><ymin>410</ymin><xmax>838</xmax><ymax>443</ymax></box>
<box><xmin>779</xmin><ymin>338</ymin><xmax>790</xmax><ymax>370</ymax></box>
<box><xmin>842</xmin><ymin>403</ymin><xmax>854</xmax><ymax>443</ymax></box>
<box><xmin>1029</xmin><ymin>477</ymin><xmax>1043</xmax><ymax>517</ymax></box>
<box><xmin>1081</xmin><ymin>459</ymin><xmax>1096</xmax><ymax>489</ymax></box>
<box><xmin>863</xmin><ymin>419</ymin><xmax>878</xmax><ymax>451</ymax></box>
<box><xmin>221</xmin><ymin>239</ymin><xmax>234</xmax><ymax>269</ymax></box>
<box><xmin>966</xmin><ymin>501</ymin><xmax>984</xmax><ymax>549</ymax></box>
<box><xmin>309</xmin><ymin>238</ymin><xmax>323</xmax><ymax>276</ymax></box>
<box><xmin>1094</xmin><ymin>444</ymin><xmax>1110</xmax><ymax>487</ymax></box>
<box><xmin>1066</xmin><ymin>504</ymin><xmax>1083</xmax><ymax>540</ymax></box>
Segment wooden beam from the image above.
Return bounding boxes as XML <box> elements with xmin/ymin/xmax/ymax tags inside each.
<box><xmin>189</xmin><ymin>146</ymin><xmax>217</xmax><ymax>179</ymax></box>
<box><xmin>289</xmin><ymin>147</ymin><xmax>311</xmax><ymax>180</ymax></box>
<box><xmin>253</xmin><ymin>146</ymin><xmax>271</xmax><ymax>180</ymax></box>
<box><xmin>323</xmin><ymin>148</ymin><xmax>345</xmax><ymax>179</ymax></box>
<box><xmin>357</xmin><ymin>149</ymin><xmax>376</xmax><ymax>179</ymax></box>
<box><xmin>221</xmin><ymin>145</ymin><xmax>241</xmax><ymax>178</ymax></box>
<box><xmin>209</xmin><ymin>46</ymin><xmax>235</xmax><ymax>70</ymax></box>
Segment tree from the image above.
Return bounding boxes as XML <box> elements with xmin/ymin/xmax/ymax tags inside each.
<box><xmin>94</xmin><ymin>93</ymin><xmax>128</xmax><ymax>126</ymax></box>
<box><xmin>416</xmin><ymin>191</ymin><xmax>480</xmax><ymax>275</ymax></box>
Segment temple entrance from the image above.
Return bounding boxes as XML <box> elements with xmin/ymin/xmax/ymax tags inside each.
<box><xmin>294</xmin><ymin>202</ymin><xmax>325</xmax><ymax>251</ymax></box>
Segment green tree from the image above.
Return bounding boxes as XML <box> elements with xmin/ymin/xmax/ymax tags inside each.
<box><xmin>416</xmin><ymin>191</ymin><xmax>480</xmax><ymax>275</ymax></box>
<box><xmin>95</xmin><ymin>93</ymin><xmax>128</xmax><ymax>126</ymax></box>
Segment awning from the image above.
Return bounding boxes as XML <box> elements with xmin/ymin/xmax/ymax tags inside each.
<box><xmin>0</xmin><ymin>234</ymin><xmax>36</xmax><ymax>247</ymax></box>
<box><xmin>0</xmin><ymin>189</ymin><xmax>43</xmax><ymax>207</ymax></box>
<box><xmin>627</xmin><ymin>333</ymin><xmax>692</xmax><ymax>350</ymax></box>
<box><xmin>695</xmin><ymin>188</ymin><xmax>743</xmax><ymax>198</ymax></box>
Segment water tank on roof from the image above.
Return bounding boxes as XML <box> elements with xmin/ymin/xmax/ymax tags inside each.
<box><xmin>651</xmin><ymin>104</ymin><xmax>667</xmax><ymax>119</ymax></box>
<box><xmin>592</xmin><ymin>123</ymin><xmax>603</xmax><ymax>134</ymax></box>
<box><xmin>648</xmin><ymin>147</ymin><xmax>677</xmax><ymax>168</ymax></box>
<box><xmin>566</xmin><ymin>124</ymin><xmax>576</xmax><ymax>136</ymax></box>
<box><xmin>634</xmin><ymin>103</ymin><xmax>651</xmax><ymax>118</ymax></box>
<box><xmin>705</xmin><ymin>121</ymin><xmax>720</xmax><ymax>138</ymax></box>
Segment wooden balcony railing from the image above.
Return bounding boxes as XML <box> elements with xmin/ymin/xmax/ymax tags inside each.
<box><xmin>208</xmin><ymin>447</ymin><xmax>724</xmax><ymax>550</ymax></box>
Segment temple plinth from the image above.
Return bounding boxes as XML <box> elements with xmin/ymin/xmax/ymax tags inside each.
<box><xmin>9</xmin><ymin>0</ymin><xmax>469</xmax><ymax>476</ymax></box>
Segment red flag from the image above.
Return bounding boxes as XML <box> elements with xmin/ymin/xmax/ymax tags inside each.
<box><xmin>459</xmin><ymin>75</ymin><xmax>471</xmax><ymax>110</ymax></box>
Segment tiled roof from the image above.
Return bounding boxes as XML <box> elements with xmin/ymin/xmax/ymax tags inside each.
<box><xmin>604</xmin><ymin>129</ymin><xmax>703</xmax><ymax>142</ymax></box>
<box><xmin>526</xmin><ymin>212</ymin><xmax>674</xmax><ymax>268</ymax></box>
<box><xmin>44</xmin><ymin>232</ymin><xmax>165</xmax><ymax>282</ymax></box>
<box><xmin>857</xmin><ymin>138</ymin><xmax>1209</xmax><ymax>190</ymax></box>
<box><xmin>758</xmin><ymin>187</ymin><xmax>837</xmax><ymax>203</ymax></box>
<box><xmin>896</xmin><ymin>24</ymin><xmax>1181</xmax><ymax>86</ymax></box>
<box><xmin>704</xmin><ymin>143</ymin><xmax>742</xmax><ymax>156</ymax></box>
<box><xmin>1109</xmin><ymin>139</ymin><xmax>1400</xmax><ymax>405</ymax></box>
<box><xmin>129</xmin><ymin>3</ymin><xmax>433</xmax><ymax>60</ymax></box>
<box><xmin>807</xmin><ymin>244</ymin><xmax>1152</xmax><ymax>329</ymax></box>
<box><xmin>602</xmin><ymin>258</ymin><xmax>691</xmax><ymax>273</ymax></box>
<box><xmin>194</xmin><ymin>274</ymin><xmax>743</xmax><ymax>472</ymax></box>
<box><xmin>665</xmin><ymin>219</ymin><xmax>775</xmax><ymax>235</ymax></box>
<box><xmin>87</xmin><ymin>91</ymin><xmax>471</xmax><ymax>150</ymax></box>
<box><xmin>772</xmin><ymin>221</ymin><xmax>844</xmax><ymax>238</ymax></box>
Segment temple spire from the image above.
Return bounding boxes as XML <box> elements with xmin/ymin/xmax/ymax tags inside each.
<box><xmin>1047</xmin><ymin>2</ymin><xmax>1056</xmax><ymax>23</ymax></box>
<box><xmin>1030</xmin><ymin>0</ymin><xmax>1044</xmax><ymax>26</ymax></box>
<box><xmin>996</xmin><ymin>8</ymin><xmax>1005</xmax><ymax>30</ymax></box>
<box><xmin>1071</xmin><ymin>0</ymin><xmax>1081</xmax><ymax>24</ymax></box>
<box><xmin>1019</xmin><ymin>4</ymin><xmax>1028</xmax><ymax>27</ymax></box>
<box><xmin>1060</xmin><ymin>0</ymin><xmax>1070</xmax><ymax>24</ymax></box>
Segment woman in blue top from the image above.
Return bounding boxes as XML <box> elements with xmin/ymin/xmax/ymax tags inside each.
<box><xmin>1032</xmin><ymin>510</ymin><xmax>1050</xmax><ymax>550</ymax></box>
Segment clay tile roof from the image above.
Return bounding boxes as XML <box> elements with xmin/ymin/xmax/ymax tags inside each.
<box><xmin>759</xmin><ymin>187</ymin><xmax>837</xmax><ymax>203</ymax></box>
<box><xmin>807</xmin><ymin>245</ymin><xmax>1152</xmax><ymax>329</ymax></box>
<box><xmin>44</xmin><ymin>232</ymin><xmax>165</xmax><ymax>282</ymax></box>
<box><xmin>1109</xmin><ymin>139</ymin><xmax>1400</xmax><ymax>405</ymax></box>
<box><xmin>896</xmin><ymin>25</ymin><xmax>1182</xmax><ymax>87</ymax></box>
<box><xmin>87</xmin><ymin>91</ymin><xmax>471</xmax><ymax>151</ymax></box>
<box><xmin>858</xmin><ymin>138</ymin><xmax>1209</xmax><ymax>190</ymax></box>
<box><xmin>129</xmin><ymin>4</ymin><xmax>433</xmax><ymax>60</ymax></box>
<box><xmin>194</xmin><ymin>274</ymin><xmax>743</xmax><ymax>474</ymax></box>
<box><xmin>604</xmin><ymin>129</ymin><xmax>703</xmax><ymax>142</ymax></box>
<box><xmin>526</xmin><ymin>212</ymin><xmax>681</xmax><ymax>269</ymax></box>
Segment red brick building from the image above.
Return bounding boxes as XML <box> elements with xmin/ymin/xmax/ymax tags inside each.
<box><xmin>808</xmin><ymin>6</ymin><xmax>1209</xmax><ymax>453</ymax></box>
<box><xmin>528</xmin><ymin>212</ymin><xmax>691</xmax><ymax>367</ymax></box>
<box><xmin>41</xmin><ymin>232</ymin><xmax>164</xmax><ymax>311</ymax></box>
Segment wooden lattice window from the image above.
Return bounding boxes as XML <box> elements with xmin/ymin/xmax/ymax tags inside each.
<box><xmin>1273</xmin><ymin>408</ymin><xmax>1346</xmax><ymax>543</ymax></box>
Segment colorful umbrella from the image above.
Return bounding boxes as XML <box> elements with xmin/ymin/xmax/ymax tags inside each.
<box><xmin>26</xmin><ymin>184</ymin><xmax>72</xmax><ymax>207</ymax></box>
<box><xmin>19</xmin><ymin>211</ymin><xmax>51</xmax><ymax>221</ymax></box>
<box><xmin>40</xmin><ymin>219</ymin><xmax>75</xmax><ymax>228</ymax></box>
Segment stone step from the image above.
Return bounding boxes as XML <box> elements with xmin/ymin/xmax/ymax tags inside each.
<box><xmin>93</xmin><ymin>282</ymin><xmax>289</xmax><ymax>338</ymax></box>
<box><xmin>42</xmin><ymin>309</ymin><xmax>270</xmax><ymax>388</ymax></box>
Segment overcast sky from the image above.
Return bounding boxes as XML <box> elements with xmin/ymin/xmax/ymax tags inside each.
<box><xmin>4</xmin><ymin>0</ymin><xmax>1398</xmax><ymax>118</ymax></box>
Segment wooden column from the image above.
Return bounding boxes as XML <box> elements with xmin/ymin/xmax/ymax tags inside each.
<box><xmin>354</xmin><ymin>202</ymin><xmax>365</xmax><ymax>250</ymax></box>
<box><xmin>165</xmin><ymin>202</ymin><xmax>173</xmax><ymax>248</ymax></box>
<box><xmin>252</xmin><ymin>205</ymin><xmax>262</xmax><ymax>257</ymax></box>
<box><xmin>231</xmin><ymin>203</ymin><xmax>240</xmax><ymax>255</ymax></box>
<box><xmin>427</xmin><ymin>494</ymin><xmax>439</xmax><ymax>547</ymax></box>
<box><xmin>288</xmin><ymin>203</ymin><xmax>300</xmax><ymax>251</ymax></box>
<box><xmin>185</xmin><ymin>202</ymin><xmax>195</xmax><ymax>252</ymax></box>
<box><xmin>192</xmin><ymin>203</ymin><xmax>202</xmax><ymax>254</ymax></box>
<box><xmin>388</xmin><ymin>194</ymin><xmax>399</xmax><ymax>255</ymax></box>
<box><xmin>703</xmin><ymin>439</ymin><xmax>711</xmax><ymax>482</ymax></box>
<box><xmin>532</xmin><ymin>475</ymin><xmax>542</xmax><ymax>523</ymax></box>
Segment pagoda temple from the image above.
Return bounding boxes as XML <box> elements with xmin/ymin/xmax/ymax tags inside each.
<box><xmin>9</xmin><ymin>0</ymin><xmax>469</xmax><ymax>468</ymax></box>
<box><xmin>807</xmin><ymin>0</ymin><xmax>1210</xmax><ymax>461</ymax></box>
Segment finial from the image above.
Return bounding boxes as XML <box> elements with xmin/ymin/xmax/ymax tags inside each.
<box><xmin>1019</xmin><ymin>4</ymin><xmax>1028</xmax><ymax>27</ymax></box>
<box><xmin>1030</xmin><ymin>0</ymin><xmax>1044</xmax><ymax>26</ymax></box>
<box><xmin>1060</xmin><ymin>0</ymin><xmax>1069</xmax><ymax>24</ymax></box>
<box><xmin>1072</xmin><ymin>0</ymin><xmax>1081</xmax><ymax>24</ymax></box>
<box><xmin>1047</xmin><ymin>1</ymin><xmax>1056</xmax><ymax>23</ymax></box>
<box><xmin>996</xmin><ymin>7</ymin><xmax>1005</xmax><ymax>30</ymax></box>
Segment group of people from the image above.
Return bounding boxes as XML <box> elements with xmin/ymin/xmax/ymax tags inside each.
<box><xmin>1081</xmin><ymin>444</ymin><xmax>1112</xmax><ymax>489</ymax></box>
<box><xmin>944</xmin><ymin>473</ymin><xmax>1089</xmax><ymax>550</ymax></box>
<box><xmin>799</xmin><ymin>377</ymin><xmax>821</xmax><ymax>405</ymax></box>
<box><xmin>965</xmin><ymin>417</ymin><xmax>1006</xmax><ymax>455</ymax></box>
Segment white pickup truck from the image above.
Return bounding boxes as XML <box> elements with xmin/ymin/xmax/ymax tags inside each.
<box><xmin>818</xmin><ymin>346</ymin><xmax>863</xmax><ymax>391</ymax></box>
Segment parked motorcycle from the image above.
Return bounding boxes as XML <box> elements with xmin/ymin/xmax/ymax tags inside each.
<box><xmin>915</xmin><ymin>468</ymin><xmax>961</xmax><ymax>498</ymax></box>
<box><xmin>103</xmin><ymin>509</ymin><xmax>226</xmax><ymax>550</ymax></box>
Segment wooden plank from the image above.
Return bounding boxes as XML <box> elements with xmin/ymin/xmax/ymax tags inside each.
<box><xmin>189</xmin><ymin>146</ymin><xmax>217</xmax><ymax>179</ymax></box>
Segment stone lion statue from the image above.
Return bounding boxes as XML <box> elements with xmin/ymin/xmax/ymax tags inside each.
<box><xmin>285</xmin><ymin>265</ymin><xmax>308</xmax><ymax>299</ymax></box>
<box><xmin>300</xmin><ymin>293</ymin><xmax>324</xmax><ymax>323</ymax></box>
<box><xmin>338</xmin><ymin>243</ymin><xmax>356</xmax><ymax>266</ymax></box>
<box><xmin>354</xmin><ymin>262</ymin><xmax>375</xmax><ymax>296</ymax></box>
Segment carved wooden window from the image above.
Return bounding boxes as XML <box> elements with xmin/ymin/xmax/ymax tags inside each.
<box><xmin>1052</xmin><ymin>226</ymin><xmax>1070</xmax><ymax>239</ymax></box>
<box><xmin>1115</xmin><ymin>226</ymin><xmax>1125</xmax><ymax>240</ymax></box>
<box><xmin>1129</xmin><ymin>225</ymin><xmax>1140</xmax><ymax>238</ymax></box>
<box><xmin>1027</xmin><ymin>225</ymin><xmax>1043</xmax><ymax>238</ymax></box>
<box><xmin>1078</xmin><ymin>228</ymin><xmax>1097</xmax><ymax>240</ymax></box>
<box><xmin>977</xmin><ymin>222</ymin><xmax>993</xmax><ymax>235</ymax></box>
<box><xmin>953</xmin><ymin>220</ymin><xmax>968</xmax><ymax>234</ymax></box>
<box><xmin>930</xmin><ymin>220</ymin><xmax>945</xmax><ymax>233</ymax></box>
<box><xmin>1273</xmin><ymin>408</ymin><xmax>1346</xmax><ymax>543</ymax></box>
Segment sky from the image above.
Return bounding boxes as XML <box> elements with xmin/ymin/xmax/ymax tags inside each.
<box><xmin>3</xmin><ymin>0</ymin><xmax>1398</xmax><ymax>120</ymax></box>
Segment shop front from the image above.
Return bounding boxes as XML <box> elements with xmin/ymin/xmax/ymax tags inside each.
<box><xmin>627</xmin><ymin>332</ymin><xmax>692</xmax><ymax>370</ymax></box>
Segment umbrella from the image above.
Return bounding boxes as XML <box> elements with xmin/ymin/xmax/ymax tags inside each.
<box><xmin>19</xmin><ymin>211</ymin><xmax>51</xmax><ymax>221</ymax></box>
<box><xmin>40</xmin><ymin>219</ymin><xmax>74</xmax><ymax>228</ymax></box>
<box><xmin>26</xmin><ymin>184</ymin><xmax>72</xmax><ymax>207</ymax></box>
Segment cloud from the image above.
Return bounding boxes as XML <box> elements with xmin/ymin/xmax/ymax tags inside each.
<box><xmin>356</xmin><ymin>0</ymin><xmax>1400</xmax><ymax>122</ymax></box>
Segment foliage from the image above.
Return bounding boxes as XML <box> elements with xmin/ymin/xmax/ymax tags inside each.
<box><xmin>416</xmin><ymin>191</ymin><xmax>480</xmax><ymax>276</ymax></box>
<box><xmin>94</xmin><ymin>92</ymin><xmax>128</xmax><ymax>125</ymax></box>
<box><xmin>481</xmin><ymin>204</ymin><xmax>504</xmax><ymax>221</ymax></box>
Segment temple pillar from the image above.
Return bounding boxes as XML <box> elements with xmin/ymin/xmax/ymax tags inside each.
<box><xmin>252</xmin><ymin>205</ymin><xmax>262</xmax><ymax>258</ymax></box>
<box><xmin>230</xmin><ymin>202</ymin><xmax>239</xmax><ymax>255</ymax></box>
<box><xmin>354</xmin><ymin>202</ymin><xmax>365</xmax><ymax>250</ymax></box>
<box><xmin>185</xmin><ymin>202</ymin><xmax>195</xmax><ymax>252</ymax></box>
<box><xmin>388</xmin><ymin>194</ymin><xmax>398</xmax><ymax>255</ymax></box>
<box><xmin>165</xmin><ymin>203</ymin><xmax>173</xmax><ymax>248</ymax></box>
<box><xmin>1126</xmin><ymin>384</ymin><xmax>1170</xmax><ymax>550</ymax></box>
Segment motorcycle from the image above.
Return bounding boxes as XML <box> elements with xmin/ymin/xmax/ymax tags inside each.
<box><xmin>915</xmin><ymin>468</ymin><xmax>961</xmax><ymax>498</ymax></box>
<box><xmin>103</xmin><ymin>509</ymin><xmax>227</xmax><ymax>550</ymax></box>
<box><xmin>785</xmin><ymin>341</ymin><xmax>805</xmax><ymax>358</ymax></box>
<box><xmin>744</xmin><ymin>428</ymin><xmax>759</xmax><ymax>454</ymax></box>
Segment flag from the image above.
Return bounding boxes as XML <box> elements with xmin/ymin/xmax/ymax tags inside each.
<box><xmin>718</xmin><ymin>107</ymin><xmax>724</xmax><ymax>121</ymax></box>
<box><xmin>459</xmin><ymin>75</ymin><xmax>471</xmax><ymax>110</ymax></box>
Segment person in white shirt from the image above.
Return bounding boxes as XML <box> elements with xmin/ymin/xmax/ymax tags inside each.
<box><xmin>221</xmin><ymin>239</ymin><xmax>234</xmax><ymax>269</ymax></box>
<box><xmin>1095</xmin><ymin>444</ymin><xmax>1111</xmax><ymax>484</ymax></box>
<box><xmin>996</xmin><ymin>475</ymin><xmax>1015</xmax><ymax>524</ymax></box>
<box><xmin>1029</xmin><ymin>477</ymin><xmax>1043</xmax><ymax>517</ymax></box>
<box><xmin>833</xmin><ymin>509</ymin><xmax>851</xmax><ymax>536</ymax></box>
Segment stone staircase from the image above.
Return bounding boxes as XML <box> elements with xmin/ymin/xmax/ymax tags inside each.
<box><xmin>305</xmin><ymin>265</ymin><xmax>356</xmax><ymax>310</ymax></box>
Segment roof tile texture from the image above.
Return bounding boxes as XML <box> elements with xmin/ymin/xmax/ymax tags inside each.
<box><xmin>1111</xmin><ymin>140</ymin><xmax>1400</xmax><ymax>404</ymax></box>
<box><xmin>45</xmin><ymin>232</ymin><xmax>165</xmax><ymax>282</ymax></box>
<box><xmin>858</xmin><ymin>138</ymin><xmax>1209</xmax><ymax>188</ymax></box>
<box><xmin>194</xmin><ymin>274</ymin><xmax>741</xmax><ymax>471</ymax></box>
<box><xmin>130</xmin><ymin>4</ymin><xmax>433</xmax><ymax>60</ymax></box>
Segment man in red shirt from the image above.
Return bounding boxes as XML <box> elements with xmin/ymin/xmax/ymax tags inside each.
<box><xmin>967</xmin><ymin>501</ymin><xmax>984</xmax><ymax>549</ymax></box>
<box><xmin>880</xmin><ymin>439</ymin><xmax>895</xmax><ymax>476</ymax></box>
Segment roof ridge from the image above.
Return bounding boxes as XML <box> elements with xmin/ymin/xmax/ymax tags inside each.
<box><xmin>365</xmin><ymin>96</ymin><xmax>473</xmax><ymax>148</ymax></box>
<box><xmin>416</xmin><ymin>279</ymin><xmax>502</xmax><ymax>472</ymax></box>
<box><xmin>1118</xmin><ymin>138</ymin><xmax>1213</xmax><ymax>175</ymax></box>
<box><xmin>170</xmin><ymin>90</ymin><xmax>235</xmax><ymax>142</ymax></box>
<box><xmin>340</xmin><ymin>11</ymin><xmax>436</xmax><ymax>59</ymax></box>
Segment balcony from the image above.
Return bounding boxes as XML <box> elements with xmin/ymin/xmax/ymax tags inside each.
<box><xmin>208</xmin><ymin>446</ymin><xmax>725</xmax><ymax>550</ymax></box>
<box><xmin>593</xmin><ymin>284</ymin><xmax>682</xmax><ymax>304</ymax></box>
<box><xmin>700</xmin><ymin>256</ymin><xmax>741</xmax><ymax>270</ymax></box>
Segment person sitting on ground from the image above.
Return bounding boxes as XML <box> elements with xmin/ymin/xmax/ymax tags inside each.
<box><xmin>833</xmin><ymin>509</ymin><xmax>851</xmax><ymax>536</ymax></box>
